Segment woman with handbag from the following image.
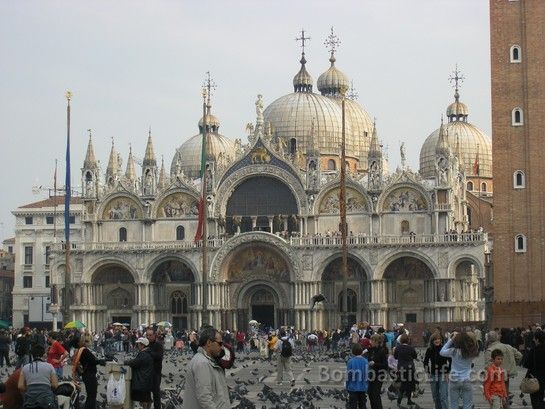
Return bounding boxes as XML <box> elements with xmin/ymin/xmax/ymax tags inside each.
<box><xmin>72</xmin><ymin>335</ymin><xmax>107</xmax><ymax>409</ymax></box>
<box><xmin>523</xmin><ymin>330</ymin><xmax>545</xmax><ymax>409</ymax></box>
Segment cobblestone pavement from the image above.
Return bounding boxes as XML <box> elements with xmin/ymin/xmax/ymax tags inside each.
<box><xmin>0</xmin><ymin>347</ymin><xmax>534</xmax><ymax>408</ymax></box>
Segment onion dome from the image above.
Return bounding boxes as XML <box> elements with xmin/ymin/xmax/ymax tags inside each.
<box><xmin>420</xmin><ymin>98</ymin><xmax>492</xmax><ymax>178</ymax></box>
<box><xmin>317</xmin><ymin>55</ymin><xmax>350</xmax><ymax>97</ymax></box>
<box><xmin>293</xmin><ymin>54</ymin><xmax>313</xmax><ymax>92</ymax></box>
<box><xmin>171</xmin><ymin>110</ymin><xmax>235</xmax><ymax>179</ymax></box>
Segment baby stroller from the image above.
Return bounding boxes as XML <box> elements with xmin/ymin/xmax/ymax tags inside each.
<box><xmin>55</xmin><ymin>381</ymin><xmax>80</xmax><ymax>409</ymax></box>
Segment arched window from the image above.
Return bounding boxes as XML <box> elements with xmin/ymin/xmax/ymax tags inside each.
<box><xmin>401</xmin><ymin>220</ymin><xmax>410</xmax><ymax>234</ymax></box>
<box><xmin>510</xmin><ymin>45</ymin><xmax>521</xmax><ymax>63</ymax></box>
<box><xmin>481</xmin><ymin>182</ymin><xmax>487</xmax><ymax>192</ymax></box>
<box><xmin>515</xmin><ymin>234</ymin><xmax>526</xmax><ymax>253</ymax></box>
<box><xmin>289</xmin><ymin>138</ymin><xmax>297</xmax><ymax>155</ymax></box>
<box><xmin>467</xmin><ymin>181</ymin><xmax>474</xmax><ymax>191</ymax></box>
<box><xmin>171</xmin><ymin>291</ymin><xmax>188</xmax><ymax>314</ymax></box>
<box><xmin>119</xmin><ymin>227</ymin><xmax>127</xmax><ymax>242</ymax></box>
<box><xmin>338</xmin><ymin>288</ymin><xmax>357</xmax><ymax>313</ymax></box>
<box><xmin>176</xmin><ymin>225</ymin><xmax>185</xmax><ymax>241</ymax></box>
<box><xmin>85</xmin><ymin>171</ymin><xmax>93</xmax><ymax>182</ymax></box>
<box><xmin>327</xmin><ymin>159</ymin><xmax>336</xmax><ymax>170</ymax></box>
<box><xmin>513</xmin><ymin>170</ymin><xmax>525</xmax><ymax>188</ymax></box>
<box><xmin>512</xmin><ymin>108</ymin><xmax>524</xmax><ymax>126</ymax></box>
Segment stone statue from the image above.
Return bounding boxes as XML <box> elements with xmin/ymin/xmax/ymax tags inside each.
<box><xmin>234</xmin><ymin>139</ymin><xmax>243</xmax><ymax>156</ymax></box>
<box><xmin>255</xmin><ymin>94</ymin><xmax>264</xmax><ymax>128</ymax></box>
<box><xmin>400</xmin><ymin>142</ymin><xmax>407</xmax><ymax>168</ymax></box>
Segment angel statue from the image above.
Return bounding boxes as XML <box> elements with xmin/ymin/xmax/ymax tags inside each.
<box><xmin>400</xmin><ymin>142</ymin><xmax>407</xmax><ymax>168</ymax></box>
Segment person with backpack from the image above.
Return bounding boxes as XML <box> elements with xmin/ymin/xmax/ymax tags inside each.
<box><xmin>275</xmin><ymin>329</ymin><xmax>295</xmax><ymax>386</ymax></box>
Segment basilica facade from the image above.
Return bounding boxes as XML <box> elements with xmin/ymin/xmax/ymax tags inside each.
<box><xmin>45</xmin><ymin>43</ymin><xmax>491</xmax><ymax>332</ymax></box>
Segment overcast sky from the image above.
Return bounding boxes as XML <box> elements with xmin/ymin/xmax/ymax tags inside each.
<box><xmin>0</xmin><ymin>0</ymin><xmax>491</xmax><ymax>241</ymax></box>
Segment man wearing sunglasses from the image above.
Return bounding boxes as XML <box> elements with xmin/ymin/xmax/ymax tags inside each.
<box><xmin>183</xmin><ymin>326</ymin><xmax>230</xmax><ymax>409</ymax></box>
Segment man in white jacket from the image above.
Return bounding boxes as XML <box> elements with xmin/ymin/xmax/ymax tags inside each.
<box><xmin>184</xmin><ymin>327</ymin><xmax>230</xmax><ymax>409</ymax></box>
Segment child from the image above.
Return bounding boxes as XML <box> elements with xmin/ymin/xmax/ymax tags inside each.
<box><xmin>346</xmin><ymin>342</ymin><xmax>369</xmax><ymax>409</ymax></box>
<box><xmin>483</xmin><ymin>349</ymin><xmax>508</xmax><ymax>409</ymax></box>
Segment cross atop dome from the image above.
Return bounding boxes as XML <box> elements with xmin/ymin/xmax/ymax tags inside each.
<box><xmin>202</xmin><ymin>71</ymin><xmax>217</xmax><ymax>109</ymax></box>
<box><xmin>295</xmin><ymin>29</ymin><xmax>311</xmax><ymax>55</ymax></box>
<box><xmin>449</xmin><ymin>64</ymin><xmax>465</xmax><ymax>102</ymax></box>
<box><xmin>324</xmin><ymin>26</ymin><xmax>341</xmax><ymax>64</ymax></box>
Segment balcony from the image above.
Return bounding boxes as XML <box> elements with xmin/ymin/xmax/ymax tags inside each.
<box><xmin>289</xmin><ymin>233</ymin><xmax>488</xmax><ymax>248</ymax></box>
<box><xmin>52</xmin><ymin>238</ymin><xmax>225</xmax><ymax>252</ymax></box>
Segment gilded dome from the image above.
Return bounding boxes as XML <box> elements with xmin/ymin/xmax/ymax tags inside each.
<box><xmin>317</xmin><ymin>56</ymin><xmax>349</xmax><ymax>97</ymax></box>
<box><xmin>171</xmin><ymin>113</ymin><xmax>235</xmax><ymax>179</ymax></box>
<box><xmin>419</xmin><ymin>120</ymin><xmax>492</xmax><ymax>179</ymax></box>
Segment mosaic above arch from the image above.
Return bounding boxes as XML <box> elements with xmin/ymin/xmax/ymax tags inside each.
<box><xmin>157</xmin><ymin>192</ymin><xmax>199</xmax><ymax>218</ymax></box>
<box><xmin>319</xmin><ymin>187</ymin><xmax>368</xmax><ymax>214</ymax></box>
<box><xmin>322</xmin><ymin>257</ymin><xmax>367</xmax><ymax>281</ymax></box>
<box><xmin>103</xmin><ymin>197</ymin><xmax>142</xmax><ymax>220</ymax></box>
<box><xmin>382</xmin><ymin>187</ymin><xmax>428</xmax><ymax>212</ymax></box>
<box><xmin>225</xmin><ymin>245</ymin><xmax>290</xmax><ymax>282</ymax></box>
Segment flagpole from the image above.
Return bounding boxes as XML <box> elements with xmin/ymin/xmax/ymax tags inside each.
<box><xmin>52</xmin><ymin>159</ymin><xmax>58</xmax><ymax>330</ymax></box>
<box><xmin>63</xmin><ymin>90</ymin><xmax>72</xmax><ymax>325</ymax></box>
<box><xmin>340</xmin><ymin>90</ymin><xmax>349</xmax><ymax>329</ymax></box>
<box><xmin>201</xmin><ymin>89</ymin><xmax>209</xmax><ymax>326</ymax></box>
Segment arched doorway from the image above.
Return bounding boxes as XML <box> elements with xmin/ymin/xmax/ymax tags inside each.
<box><xmin>92</xmin><ymin>265</ymin><xmax>135</xmax><ymax>328</ymax></box>
<box><xmin>321</xmin><ymin>256</ymin><xmax>369</xmax><ymax>328</ymax></box>
<box><xmin>453</xmin><ymin>259</ymin><xmax>481</xmax><ymax>321</ymax></box>
<box><xmin>225</xmin><ymin>176</ymin><xmax>299</xmax><ymax>234</ymax></box>
<box><xmin>151</xmin><ymin>259</ymin><xmax>195</xmax><ymax>330</ymax></box>
<box><xmin>249</xmin><ymin>288</ymin><xmax>276</xmax><ymax>328</ymax></box>
<box><xmin>383</xmin><ymin>256</ymin><xmax>435</xmax><ymax>325</ymax></box>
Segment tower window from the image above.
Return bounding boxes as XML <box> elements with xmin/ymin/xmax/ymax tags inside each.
<box><xmin>467</xmin><ymin>181</ymin><xmax>474</xmax><ymax>191</ymax></box>
<box><xmin>481</xmin><ymin>182</ymin><xmax>487</xmax><ymax>192</ymax></box>
<box><xmin>85</xmin><ymin>171</ymin><xmax>93</xmax><ymax>182</ymax></box>
<box><xmin>176</xmin><ymin>225</ymin><xmax>185</xmax><ymax>241</ymax></box>
<box><xmin>513</xmin><ymin>170</ymin><xmax>525</xmax><ymax>188</ymax></box>
<box><xmin>515</xmin><ymin>234</ymin><xmax>526</xmax><ymax>253</ymax></box>
<box><xmin>512</xmin><ymin>108</ymin><xmax>523</xmax><ymax>126</ymax></box>
<box><xmin>510</xmin><ymin>45</ymin><xmax>521</xmax><ymax>63</ymax></box>
<box><xmin>327</xmin><ymin>159</ymin><xmax>337</xmax><ymax>171</ymax></box>
<box><xmin>119</xmin><ymin>227</ymin><xmax>127</xmax><ymax>242</ymax></box>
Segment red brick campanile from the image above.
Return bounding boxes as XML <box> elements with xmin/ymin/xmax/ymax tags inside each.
<box><xmin>490</xmin><ymin>0</ymin><xmax>545</xmax><ymax>326</ymax></box>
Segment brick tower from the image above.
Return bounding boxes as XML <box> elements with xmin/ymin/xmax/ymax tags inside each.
<box><xmin>490</xmin><ymin>0</ymin><xmax>545</xmax><ymax>326</ymax></box>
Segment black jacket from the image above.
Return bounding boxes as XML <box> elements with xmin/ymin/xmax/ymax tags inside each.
<box><xmin>424</xmin><ymin>345</ymin><xmax>451</xmax><ymax>375</ymax></box>
<box><xmin>147</xmin><ymin>340</ymin><xmax>164</xmax><ymax>374</ymax></box>
<box><xmin>367</xmin><ymin>345</ymin><xmax>388</xmax><ymax>380</ymax></box>
<box><xmin>524</xmin><ymin>343</ymin><xmax>545</xmax><ymax>381</ymax></box>
<box><xmin>125</xmin><ymin>349</ymin><xmax>154</xmax><ymax>392</ymax></box>
<box><xmin>394</xmin><ymin>344</ymin><xmax>417</xmax><ymax>370</ymax></box>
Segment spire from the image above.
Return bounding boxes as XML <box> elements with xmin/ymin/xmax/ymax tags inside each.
<box><xmin>143</xmin><ymin>127</ymin><xmax>157</xmax><ymax>167</ymax></box>
<box><xmin>125</xmin><ymin>145</ymin><xmax>137</xmax><ymax>180</ymax></box>
<box><xmin>83</xmin><ymin>129</ymin><xmax>98</xmax><ymax>169</ymax></box>
<box><xmin>447</xmin><ymin>65</ymin><xmax>469</xmax><ymax>122</ymax></box>
<box><xmin>436</xmin><ymin>116</ymin><xmax>451</xmax><ymax>155</ymax></box>
<box><xmin>293</xmin><ymin>29</ymin><xmax>313</xmax><ymax>92</ymax></box>
<box><xmin>158</xmin><ymin>156</ymin><xmax>167</xmax><ymax>189</ymax></box>
<box><xmin>369</xmin><ymin>119</ymin><xmax>382</xmax><ymax>156</ymax></box>
<box><xmin>106</xmin><ymin>138</ymin><xmax>118</xmax><ymax>177</ymax></box>
<box><xmin>455</xmin><ymin>133</ymin><xmax>463</xmax><ymax>166</ymax></box>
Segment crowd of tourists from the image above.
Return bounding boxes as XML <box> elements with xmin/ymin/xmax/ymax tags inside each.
<box><xmin>0</xmin><ymin>323</ymin><xmax>543</xmax><ymax>408</ymax></box>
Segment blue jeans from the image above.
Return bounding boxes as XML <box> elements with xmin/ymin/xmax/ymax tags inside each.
<box><xmin>449</xmin><ymin>380</ymin><xmax>473</xmax><ymax>409</ymax></box>
<box><xmin>55</xmin><ymin>366</ymin><xmax>63</xmax><ymax>379</ymax></box>
<box><xmin>430</xmin><ymin>375</ymin><xmax>448</xmax><ymax>409</ymax></box>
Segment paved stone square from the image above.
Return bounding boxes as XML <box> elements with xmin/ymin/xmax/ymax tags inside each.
<box><xmin>0</xmin><ymin>346</ymin><xmax>532</xmax><ymax>408</ymax></box>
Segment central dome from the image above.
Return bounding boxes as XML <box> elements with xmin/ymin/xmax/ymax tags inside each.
<box><xmin>264</xmin><ymin>91</ymin><xmax>354</xmax><ymax>157</ymax></box>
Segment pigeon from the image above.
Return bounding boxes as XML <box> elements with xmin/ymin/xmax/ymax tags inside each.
<box><xmin>309</xmin><ymin>294</ymin><xmax>327</xmax><ymax>310</ymax></box>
